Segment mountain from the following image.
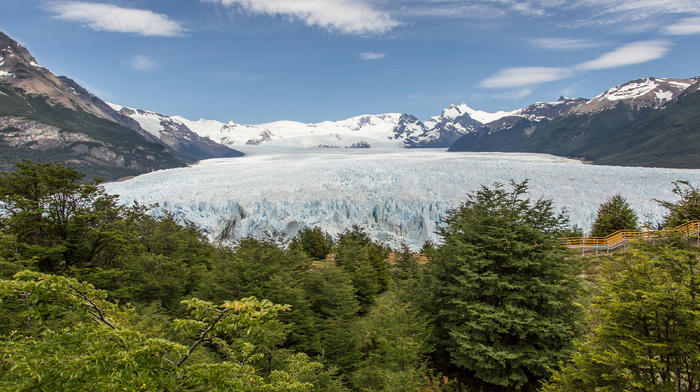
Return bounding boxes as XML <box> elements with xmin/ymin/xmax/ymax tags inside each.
<box><xmin>117</xmin><ymin>102</ymin><xmax>517</xmax><ymax>149</ymax></box>
<box><xmin>107</xmin><ymin>104</ymin><xmax>243</xmax><ymax>161</ymax></box>
<box><xmin>0</xmin><ymin>31</ymin><xmax>241</xmax><ymax>180</ymax></box>
<box><xmin>447</xmin><ymin>97</ymin><xmax>587</xmax><ymax>152</ymax></box>
<box><xmin>449</xmin><ymin>77</ymin><xmax>700</xmax><ymax>168</ymax></box>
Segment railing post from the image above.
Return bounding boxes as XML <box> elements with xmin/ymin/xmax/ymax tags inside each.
<box><xmin>596</xmin><ymin>238</ymin><xmax>598</xmax><ymax>255</ymax></box>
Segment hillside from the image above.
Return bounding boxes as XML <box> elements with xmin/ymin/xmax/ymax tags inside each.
<box><xmin>0</xmin><ymin>31</ymin><xmax>241</xmax><ymax>180</ymax></box>
<box><xmin>449</xmin><ymin>77</ymin><xmax>700</xmax><ymax>168</ymax></box>
<box><xmin>0</xmin><ymin>83</ymin><xmax>185</xmax><ymax>180</ymax></box>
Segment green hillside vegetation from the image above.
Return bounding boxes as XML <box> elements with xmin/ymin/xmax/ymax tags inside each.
<box><xmin>447</xmin><ymin>117</ymin><xmax>536</xmax><ymax>152</ymax></box>
<box><xmin>1</xmin><ymin>161</ymin><xmax>700</xmax><ymax>391</ymax></box>
<box><xmin>0</xmin><ymin>83</ymin><xmax>185</xmax><ymax>180</ymax></box>
<box><xmin>449</xmin><ymin>89</ymin><xmax>700</xmax><ymax>169</ymax></box>
<box><xmin>591</xmin><ymin>89</ymin><xmax>700</xmax><ymax>168</ymax></box>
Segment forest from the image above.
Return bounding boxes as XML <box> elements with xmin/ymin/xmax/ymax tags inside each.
<box><xmin>1</xmin><ymin>159</ymin><xmax>699</xmax><ymax>391</ymax></box>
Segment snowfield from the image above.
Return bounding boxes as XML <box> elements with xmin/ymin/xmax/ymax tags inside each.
<box><xmin>103</xmin><ymin>148</ymin><xmax>700</xmax><ymax>250</ymax></box>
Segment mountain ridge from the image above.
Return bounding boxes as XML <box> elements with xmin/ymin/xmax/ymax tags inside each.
<box><xmin>0</xmin><ymin>31</ymin><xmax>242</xmax><ymax>179</ymax></box>
<box><xmin>449</xmin><ymin>76</ymin><xmax>700</xmax><ymax>168</ymax></box>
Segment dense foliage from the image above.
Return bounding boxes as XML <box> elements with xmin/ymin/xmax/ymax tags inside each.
<box><xmin>1</xmin><ymin>161</ymin><xmax>699</xmax><ymax>391</ymax></box>
<box><xmin>589</xmin><ymin>193</ymin><xmax>638</xmax><ymax>237</ymax></box>
<box><xmin>428</xmin><ymin>181</ymin><xmax>584</xmax><ymax>391</ymax></box>
<box><xmin>543</xmin><ymin>245</ymin><xmax>700</xmax><ymax>391</ymax></box>
<box><xmin>656</xmin><ymin>180</ymin><xmax>700</xmax><ymax>228</ymax></box>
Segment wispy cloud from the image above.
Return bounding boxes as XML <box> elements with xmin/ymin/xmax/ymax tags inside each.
<box><xmin>663</xmin><ymin>16</ymin><xmax>700</xmax><ymax>35</ymax></box>
<box><xmin>576</xmin><ymin>40</ymin><xmax>670</xmax><ymax>70</ymax></box>
<box><xmin>46</xmin><ymin>1</ymin><xmax>186</xmax><ymax>37</ymax></box>
<box><xmin>582</xmin><ymin>0</ymin><xmax>700</xmax><ymax>20</ymax></box>
<box><xmin>359</xmin><ymin>51</ymin><xmax>386</xmax><ymax>60</ymax></box>
<box><xmin>530</xmin><ymin>38</ymin><xmax>601</xmax><ymax>51</ymax></box>
<box><xmin>479</xmin><ymin>67</ymin><xmax>573</xmax><ymax>88</ymax></box>
<box><xmin>491</xmin><ymin>88</ymin><xmax>535</xmax><ymax>100</ymax></box>
<box><xmin>481</xmin><ymin>40</ymin><xmax>671</xmax><ymax>89</ymax></box>
<box><xmin>202</xmin><ymin>0</ymin><xmax>399</xmax><ymax>35</ymax></box>
<box><xmin>128</xmin><ymin>55</ymin><xmax>157</xmax><ymax>71</ymax></box>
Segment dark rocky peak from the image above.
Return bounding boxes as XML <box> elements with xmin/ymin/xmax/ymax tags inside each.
<box><xmin>0</xmin><ymin>32</ymin><xmax>36</xmax><ymax>65</ymax></box>
<box><xmin>513</xmin><ymin>97</ymin><xmax>587</xmax><ymax>122</ymax></box>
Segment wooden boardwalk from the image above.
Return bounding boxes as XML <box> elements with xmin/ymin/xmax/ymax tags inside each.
<box><xmin>561</xmin><ymin>220</ymin><xmax>700</xmax><ymax>255</ymax></box>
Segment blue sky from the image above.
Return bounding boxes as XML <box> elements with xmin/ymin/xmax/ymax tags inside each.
<box><xmin>3</xmin><ymin>0</ymin><xmax>700</xmax><ymax>124</ymax></box>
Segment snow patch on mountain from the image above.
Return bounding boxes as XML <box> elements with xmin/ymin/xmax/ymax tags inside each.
<box><xmin>107</xmin><ymin>103</ymin><xmax>166</xmax><ymax>138</ymax></box>
<box><xmin>596</xmin><ymin>78</ymin><xmax>659</xmax><ymax>101</ymax></box>
<box><xmin>426</xmin><ymin>103</ymin><xmax>516</xmax><ymax>127</ymax></box>
<box><xmin>114</xmin><ymin>100</ymin><xmax>519</xmax><ymax>149</ymax></box>
<box><xmin>570</xmin><ymin>77</ymin><xmax>695</xmax><ymax>114</ymax></box>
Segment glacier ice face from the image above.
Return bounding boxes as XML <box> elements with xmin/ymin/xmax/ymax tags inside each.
<box><xmin>102</xmin><ymin>147</ymin><xmax>700</xmax><ymax>250</ymax></box>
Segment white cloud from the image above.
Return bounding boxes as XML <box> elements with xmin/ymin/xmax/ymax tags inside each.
<box><xmin>480</xmin><ymin>40</ymin><xmax>672</xmax><ymax>90</ymax></box>
<box><xmin>491</xmin><ymin>88</ymin><xmax>534</xmax><ymax>100</ymax></box>
<box><xmin>663</xmin><ymin>16</ymin><xmax>700</xmax><ymax>35</ymax></box>
<box><xmin>584</xmin><ymin>0</ymin><xmax>700</xmax><ymax>18</ymax></box>
<box><xmin>359</xmin><ymin>51</ymin><xmax>386</xmax><ymax>60</ymax></box>
<box><xmin>479</xmin><ymin>67</ymin><xmax>573</xmax><ymax>88</ymax></box>
<box><xmin>576</xmin><ymin>40</ymin><xmax>670</xmax><ymax>70</ymax></box>
<box><xmin>531</xmin><ymin>37</ymin><xmax>601</xmax><ymax>50</ymax></box>
<box><xmin>46</xmin><ymin>1</ymin><xmax>185</xmax><ymax>37</ymax></box>
<box><xmin>202</xmin><ymin>0</ymin><xmax>399</xmax><ymax>34</ymax></box>
<box><xmin>128</xmin><ymin>55</ymin><xmax>157</xmax><ymax>71</ymax></box>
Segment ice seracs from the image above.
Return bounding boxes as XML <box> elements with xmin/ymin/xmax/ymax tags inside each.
<box><xmin>103</xmin><ymin>147</ymin><xmax>693</xmax><ymax>251</ymax></box>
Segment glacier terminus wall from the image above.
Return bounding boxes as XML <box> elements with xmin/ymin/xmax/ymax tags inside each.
<box><xmin>103</xmin><ymin>147</ymin><xmax>700</xmax><ymax>250</ymax></box>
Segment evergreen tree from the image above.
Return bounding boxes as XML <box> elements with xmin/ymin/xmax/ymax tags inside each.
<box><xmin>589</xmin><ymin>193</ymin><xmax>638</xmax><ymax>237</ymax></box>
<box><xmin>543</xmin><ymin>245</ymin><xmax>700</xmax><ymax>392</ymax></box>
<box><xmin>351</xmin><ymin>279</ymin><xmax>434</xmax><ymax>392</ymax></box>
<box><xmin>292</xmin><ymin>227</ymin><xmax>333</xmax><ymax>260</ymax></box>
<box><xmin>656</xmin><ymin>180</ymin><xmax>700</xmax><ymax>228</ymax></box>
<box><xmin>302</xmin><ymin>262</ymin><xmax>362</xmax><ymax>374</ymax></box>
<box><xmin>428</xmin><ymin>181</ymin><xmax>584</xmax><ymax>391</ymax></box>
<box><xmin>0</xmin><ymin>160</ymin><xmax>126</xmax><ymax>271</ymax></box>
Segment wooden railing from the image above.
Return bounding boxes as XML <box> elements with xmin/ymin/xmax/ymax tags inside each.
<box><xmin>561</xmin><ymin>220</ymin><xmax>700</xmax><ymax>254</ymax></box>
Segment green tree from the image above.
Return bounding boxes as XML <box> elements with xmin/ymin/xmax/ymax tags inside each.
<box><xmin>0</xmin><ymin>160</ymin><xmax>127</xmax><ymax>271</ymax></box>
<box><xmin>656</xmin><ymin>180</ymin><xmax>700</xmax><ymax>228</ymax></box>
<box><xmin>543</xmin><ymin>245</ymin><xmax>700</xmax><ymax>392</ymax></box>
<box><xmin>302</xmin><ymin>262</ymin><xmax>361</xmax><ymax>373</ymax></box>
<box><xmin>428</xmin><ymin>181</ymin><xmax>584</xmax><ymax>391</ymax></box>
<box><xmin>351</xmin><ymin>280</ymin><xmax>434</xmax><ymax>392</ymax></box>
<box><xmin>0</xmin><ymin>270</ymin><xmax>322</xmax><ymax>391</ymax></box>
<box><xmin>196</xmin><ymin>236</ymin><xmax>317</xmax><ymax>352</ymax></box>
<box><xmin>335</xmin><ymin>225</ymin><xmax>391</xmax><ymax>312</ymax></box>
<box><xmin>292</xmin><ymin>227</ymin><xmax>333</xmax><ymax>260</ymax></box>
<box><xmin>589</xmin><ymin>193</ymin><xmax>638</xmax><ymax>237</ymax></box>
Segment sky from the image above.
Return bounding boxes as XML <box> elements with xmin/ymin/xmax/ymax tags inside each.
<box><xmin>3</xmin><ymin>0</ymin><xmax>700</xmax><ymax>124</ymax></box>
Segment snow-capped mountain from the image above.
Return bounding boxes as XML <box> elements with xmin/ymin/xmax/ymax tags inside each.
<box><xmin>107</xmin><ymin>104</ymin><xmax>243</xmax><ymax>161</ymax></box>
<box><xmin>116</xmin><ymin>101</ymin><xmax>521</xmax><ymax>150</ymax></box>
<box><xmin>477</xmin><ymin>97</ymin><xmax>587</xmax><ymax>136</ymax></box>
<box><xmin>0</xmin><ymin>31</ymin><xmax>241</xmax><ymax>175</ymax></box>
<box><xmin>569</xmin><ymin>77</ymin><xmax>695</xmax><ymax>114</ymax></box>
<box><xmin>449</xmin><ymin>76</ymin><xmax>700</xmax><ymax>168</ymax></box>
<box><xmin>0</xmin><ymin>32</ymin><xmax>149</xmax><ymax>138</ymax></box>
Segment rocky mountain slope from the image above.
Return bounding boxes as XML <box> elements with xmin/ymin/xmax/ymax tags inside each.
<box><xmin>449</xmin><ymin>77</ymin><xmax>700</xmax><ymax>168</ymax></box>
<box><xmin>0</xmin><ymin>32</ymin><xmax>241</xmax><ymax>180</ymax></box>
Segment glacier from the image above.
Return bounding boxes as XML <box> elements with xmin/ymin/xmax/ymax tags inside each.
<box><xmin>103</xmin><ymin>147</ymin><xmax>700</xmax><ymax>250</ymax></box>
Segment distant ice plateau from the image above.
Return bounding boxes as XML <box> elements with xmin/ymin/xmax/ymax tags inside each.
<box><xmin>103</xmin><ymin>148</ymin><xmax>700</xmax><ymax>250</ymax></box>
